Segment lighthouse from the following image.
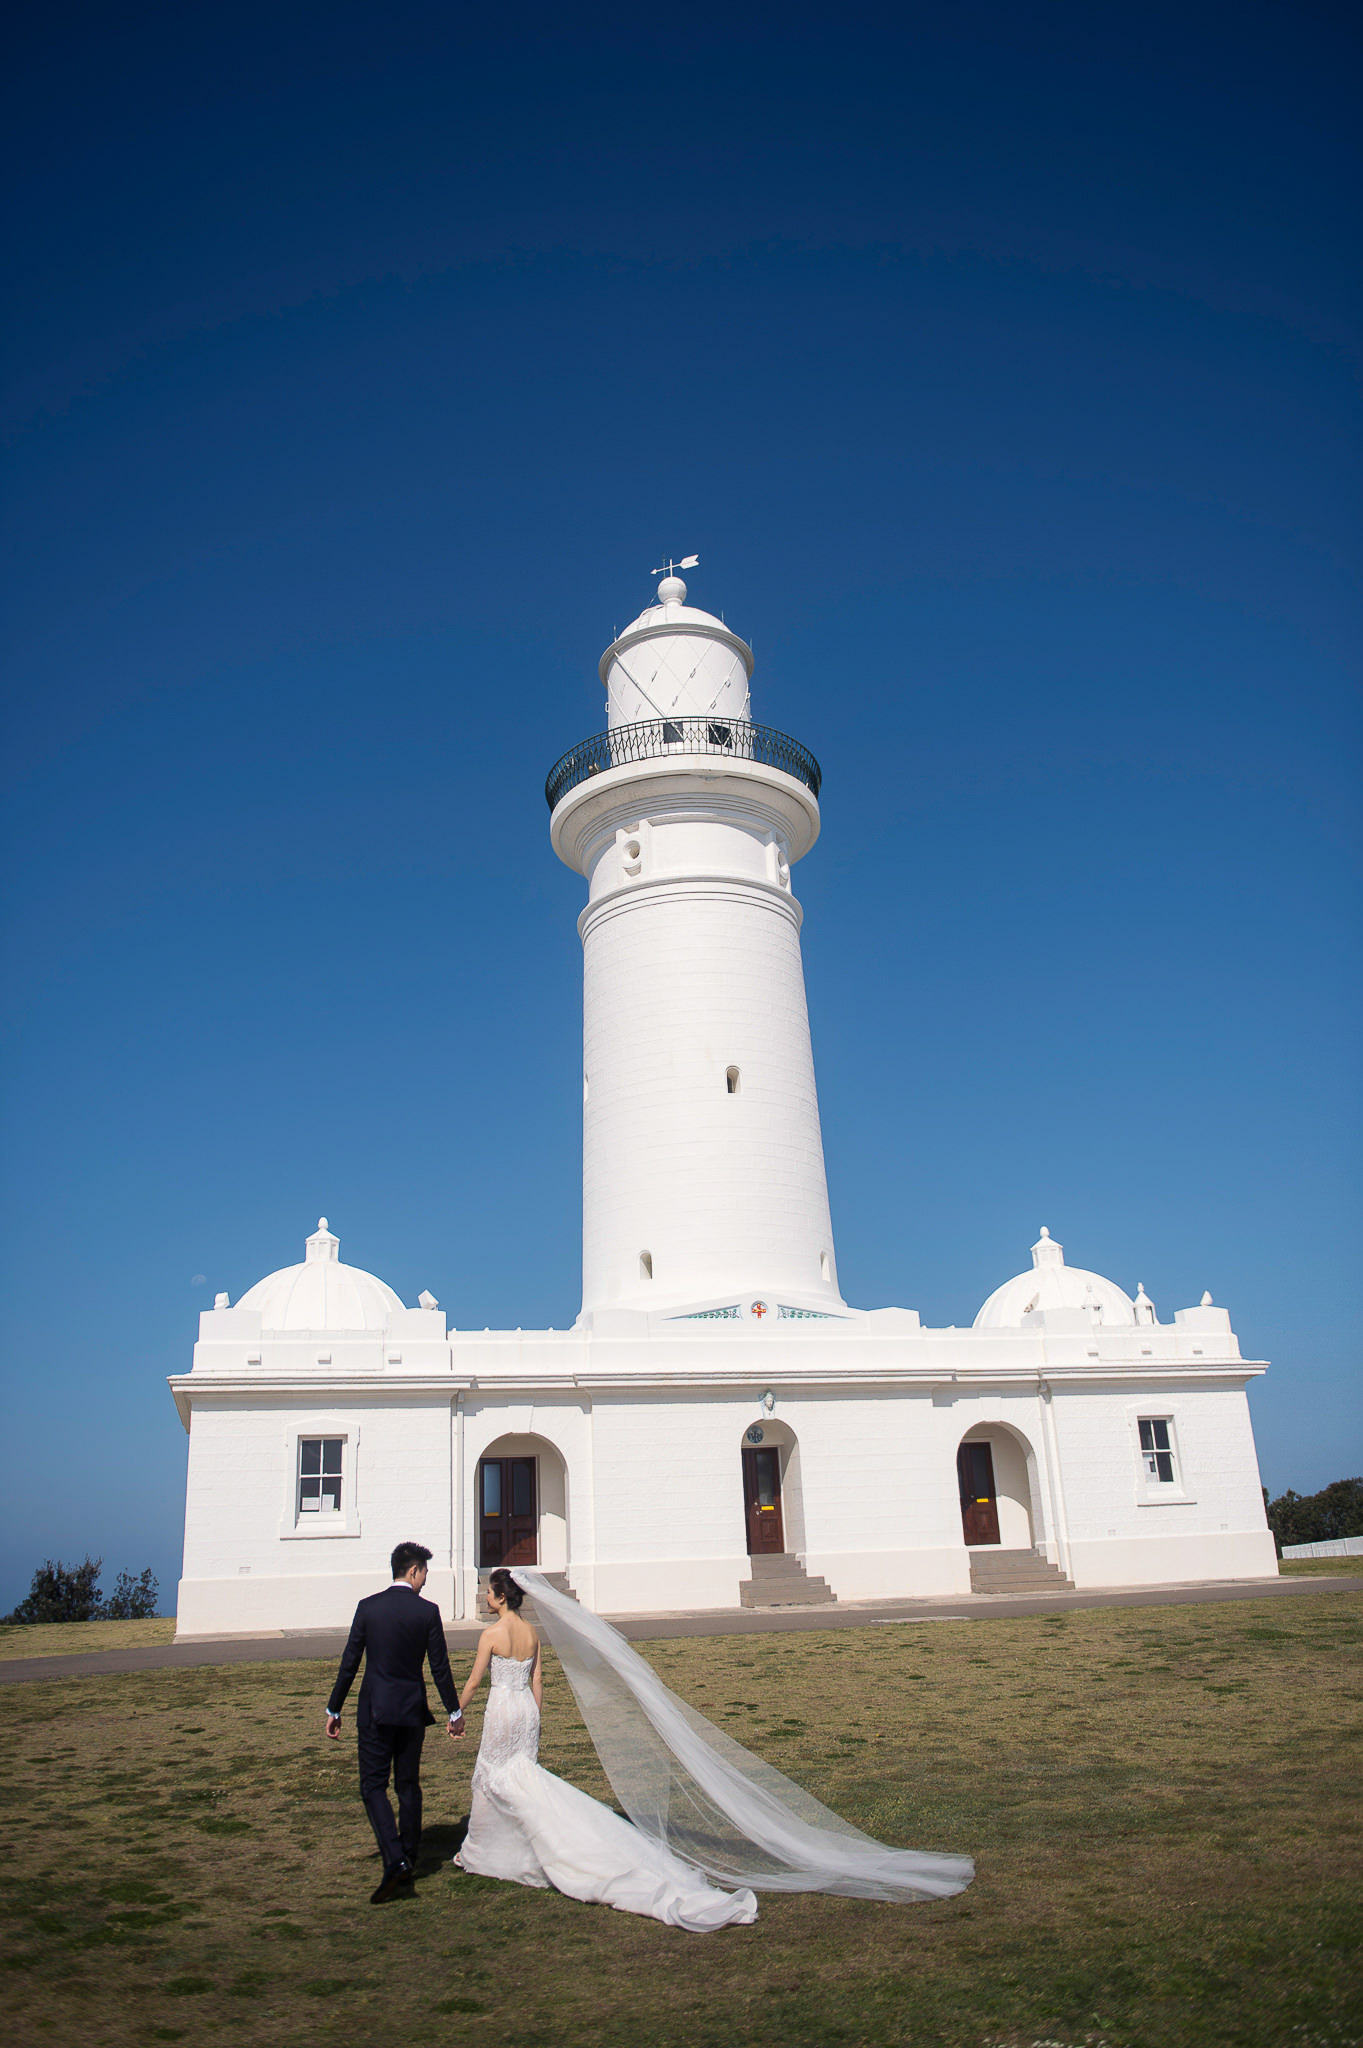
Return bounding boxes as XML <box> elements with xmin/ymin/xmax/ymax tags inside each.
<box><xmin>547</xmin><ymin>571</ymin><xmax>841</xmax><ymax>1319</ymax></box>
<box><xmin>172</xmin><ymin>565</ymin><xmax>1280</xmax><ymax>1632</ymax></box>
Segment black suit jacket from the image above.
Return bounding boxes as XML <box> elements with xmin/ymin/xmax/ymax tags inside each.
<box><xmin>327</xmin><ymin>1584</ymin><xmax>460</xmax><ymax>1728</ymax></box>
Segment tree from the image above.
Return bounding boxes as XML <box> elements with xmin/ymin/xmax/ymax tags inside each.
<box><xmin>1266</xmin><ymin>1477</ymin><xmax>1363</xmax><ymax>1555</ymax></box>
<box><xmin>102</xmin><ymin>1568</ymin><xmax>159</xmax><ymax>1620</ymax></box>
<box><xmin>2</xmin><ymin>1556</ymin><xmax>106</xmax><ymax>1624</ymax></box>
<box><xmin>1</xmin><ymin>1556</ymin><xmax>160</xmax><ymax>1625</ymax></box>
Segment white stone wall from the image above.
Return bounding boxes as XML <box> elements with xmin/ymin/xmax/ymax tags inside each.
<box><xmin>171</xmin><ymin>1316</ymin><xmax>1277</xmax><ymax>1632</ymax></box>
<box><xmin>176</xmin><ymin>1393</ymin><xmax>456</xmax><ymax>1635</ymax></box>
<box><xmin>1048</xmin><ymin>1380</ymin><xmax>1278</xmax><ymax>1585</ymax></box>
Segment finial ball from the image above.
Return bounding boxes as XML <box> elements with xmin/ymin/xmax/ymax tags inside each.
<box><xmin>656</xmin><ymin>575</ymin><xmax>687</xmax><ymax>605</ymax></box>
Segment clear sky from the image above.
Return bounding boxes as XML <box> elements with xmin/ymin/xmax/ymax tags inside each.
<box><xmin>2</xmin><ymin>2</ymin><xmax>1358</xmax><ymax>1612</ymax></box>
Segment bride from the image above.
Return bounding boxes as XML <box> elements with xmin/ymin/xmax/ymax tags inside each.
<box><xmin>450</xmin><ymin>1567</ymin><xmax>972</xmax><ymax>1933</ymax></box>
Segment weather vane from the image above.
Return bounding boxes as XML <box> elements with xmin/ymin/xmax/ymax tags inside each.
<box><xmin>651</xmin><ymin>554</ymin><xmax>699</xmax><ymax>579</ymax></box>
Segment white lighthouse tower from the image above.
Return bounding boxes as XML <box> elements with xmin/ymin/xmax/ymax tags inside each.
<box><xmin>171</xmin><ymin>564</ymin><xmax>1280</xmax><ymax>1634</ymax></box>
<box><xmin>548</xmin><ymin>570</ymin><xmax>841</xmax><ymax>1320</ymax></box>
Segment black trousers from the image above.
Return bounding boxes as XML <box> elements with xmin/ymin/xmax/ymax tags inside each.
<box><xmin>357</xmin><ymin>1717</ymin><xmax>426</xmax><ymax>1869</ymax></box>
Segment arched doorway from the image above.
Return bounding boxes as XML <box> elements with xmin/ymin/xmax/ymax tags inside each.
<box><xmin>738</xmin><ymin>1419</ymin><xmax>806</xmax><ymax>1558</ymax></box>
<box><xmin>957</xmin><ymin>1425</ymin><xmax>1038</xmax><ymax>1549</ymax></box>
<box><xmin>476</xmin><ymin>1434</ymin><xmax>569</xmax><ymax>1570</ymax></box>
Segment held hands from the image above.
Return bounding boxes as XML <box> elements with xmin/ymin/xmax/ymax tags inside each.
<box><xmin>325</xmin><ymin>1714</ymin><xmax>342</xmax><ymax>1741</ymax></box>
<box><xmin>448</xmin><ymin>1710</ymin><xmax>466</xmax><ymax>1741</ymax></box>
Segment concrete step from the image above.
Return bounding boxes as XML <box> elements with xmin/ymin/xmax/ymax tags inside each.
<box><xmin>969</xmin><ymin>1548</ymin><xmax>1075</xmax><ymax>1595</ymax></box>
<box><xmin>741</xmin><ymin>1553</ymin><xmax>836</xmax><ymax>1608</ymax></box>
<box><xmin>475</xmin><ymin>1569</ymin><xmax>580</xmax><ymax>1620</ymax></box>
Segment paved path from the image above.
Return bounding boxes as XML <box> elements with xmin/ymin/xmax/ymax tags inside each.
<box><xmin>0</xmin><ymin>1573</ymin><xmax>1356</xmax><ymax>1688</ymax></box>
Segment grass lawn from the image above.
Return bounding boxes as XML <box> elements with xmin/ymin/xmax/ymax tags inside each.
<box><xmin>1</xmin><ymin>1592</ymin><xmax>1359</xmax><ymax>2048</ymax></box>
<box><xmin>0</xmin><ymin>1620</ymin><xmax>177</xmax><ymax>1662</ymax></box>
<box><xmin>1279</xmin><ymin>1557</ymin><xmax>1363</xmax><ymax>1577</ymax></box>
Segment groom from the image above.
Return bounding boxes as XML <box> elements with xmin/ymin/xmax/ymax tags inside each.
<box><xmin>326</xmin><ymin>1541</ymin><xmax>465</xmax><ymax>1903</ymax></box>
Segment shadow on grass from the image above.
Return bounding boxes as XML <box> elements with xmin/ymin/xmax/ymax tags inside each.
<box><xmin>414</xmin><ymin>1816</ymin><xmax>468</xmax><ymax>1879</ymax></box>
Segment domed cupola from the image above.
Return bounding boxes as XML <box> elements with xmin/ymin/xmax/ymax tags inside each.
<box><xmin>234</xmin><ymin>1218</ymin><xmax>404</xmax><ymax>1332</ymax></box>
<box><xmin>973</xmin><ymin>1227</ymin><xmax>1136</xmax><ymax>1330</ymax></box>
<box><xmin>599</xmin><ymin>568</ymin><xmax>753</xmax><ymax>730</ymax></box>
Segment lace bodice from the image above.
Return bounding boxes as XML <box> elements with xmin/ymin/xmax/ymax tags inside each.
<box><xmin>489</xmin><ymin>1654</ymin><xmax>536</xmax><ymax>1691</ymax></box>
<box><xmin>471</xmin><ymin>1654</ymin><xmax>540</xmax><ymax>1802</ymax></box>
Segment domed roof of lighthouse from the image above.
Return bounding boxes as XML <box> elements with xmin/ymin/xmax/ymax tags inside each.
<box><xmin>973</xmin><ymin>1227</ymin><xmax>1137</xmax><ymax>1329</ymax></box>
<box><xmin>600</xmin><ymin>570</ymin><xmax>754</xmax><ymax>730</ymax></box>
<box><xmin>234</xmin><ymin>1218</ymin><xmax>405</xmax><ymax>1331</ymax></box>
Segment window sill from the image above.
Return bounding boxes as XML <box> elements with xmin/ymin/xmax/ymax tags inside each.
<box><xmin>1137</xmin><ymin>1494</ymin><xmax>1196</xmax><ymax>1508</ymax></box>
<box><xmin>279</xmin><ymin>1518</ymin><xmax>363</xmax><ymax>1540</ymax></box>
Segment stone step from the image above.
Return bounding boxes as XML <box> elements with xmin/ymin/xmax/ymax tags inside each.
<box><xmin>970</xmin><ymin>1565</ymin><xmax>1073</xmax><ymax>1581</ymax></box>
<box><xmin>475</xmin><ymin>1569</ymin><xmax>580</xmax><ymax>1620</ymax></box>
<box><xmin>968</xmin><ymin>1548</ymin><xmax>1062</xmax><ymax>1567</ymax></box>
<box><xmin>969</xmin><ymin>1548</ymin><xmax>1075</xmax><ymax>1595</ymax></box>
<box><xmin>740</xmin><ymin>1553</ymin><xmax>836</xmax><ymax>1608</ymax></box>
<box><xmin>974</xmin><ymin>1577</ymin><xmax>1073</xmax><ymax>1593</ymax></box>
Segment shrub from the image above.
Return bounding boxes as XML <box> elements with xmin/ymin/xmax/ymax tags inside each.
<box><xmin>1265</xmin><ymin>1477</ymin><xmax>1363</xmax><ymax>1554</ymax></box>
<box><xmin>3</xmin><ymin>1556</ymin><xmax>106</xmax><ymax>1624</ymax></box>
<box><xmin>2</xmin><ymin>1556</ymin><xmax>159</xmax><ymax>1624</ymax></box>
<box><xmin>103</xmin><ymin>1567</ymin><xmax>160</xmax><ymax>1619</ymax></box>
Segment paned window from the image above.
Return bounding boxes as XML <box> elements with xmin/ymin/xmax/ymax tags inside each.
<box><xmin>299</xmin><ymin>1437</ymin><xmax>343</xmax><ymax>1514</ymax></box>
<box><xmin>1138</xmin><ymin>1418</ymin><xmax>1177</xmax><ymax>1485</ymax></box>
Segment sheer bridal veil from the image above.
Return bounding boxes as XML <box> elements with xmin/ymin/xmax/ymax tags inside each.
<box><xmin>511</xmin><ymin>1570</ymin><xmax>973</xmax><ymax>1903</ymax></box>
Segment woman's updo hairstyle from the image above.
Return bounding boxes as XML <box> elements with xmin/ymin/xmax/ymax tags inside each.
<box><xmin>488</xmin><ymin>1568</ymin><xmax>524</xmax><ymax>1611</ymax></box>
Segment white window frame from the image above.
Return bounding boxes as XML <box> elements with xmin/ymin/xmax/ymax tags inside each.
<box><xmin>280</xmin><ymin>1422</ymin><xmax>362</xmax><ymax>1538</ymax></box>
<box><xmin>1129</xmin><ymin>1410</ymin><xmax>1194</xmax><ymax>1506</ymax></box>
<box><xmin>298</xmin><ymin>1434</ymin><xmax>344</xmax><ymax>1517</ymax></box>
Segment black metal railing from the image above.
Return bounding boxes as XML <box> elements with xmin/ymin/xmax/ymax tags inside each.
<box><xmin>545</xmin><ymin>716</ymin><xmax>822</xmax><ymax>810</ymax></box>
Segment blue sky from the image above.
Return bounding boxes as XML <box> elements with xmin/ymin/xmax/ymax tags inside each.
<box><xmin>2</xmin><ymin>2</ymin><xmax>1358</xmax><ymax>1611</ymax></box>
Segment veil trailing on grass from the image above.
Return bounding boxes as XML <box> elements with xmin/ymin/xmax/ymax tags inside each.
<box><xmin>511</xmin><ymin>1570</ymin><xmax>973</xmax><ymax>1903</ymax></box>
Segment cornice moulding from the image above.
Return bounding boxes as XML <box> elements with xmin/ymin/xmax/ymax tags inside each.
<box><xmin>167</xmin><ymin>1358</ymin><xmax>1265</xmax><ymax>1429</ymax></box>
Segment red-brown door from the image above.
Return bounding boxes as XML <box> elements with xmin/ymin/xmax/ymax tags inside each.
<box><xmin>742</xmin><ymin>1446</ymin><xmax>785</xmax><ymax>1555</ymax></box>
<box><xmin>477</xmin><ymin>1457</ymin><xmax>538</xmax><ymax>1567</ymax></box>
<box><xmin>958</xmin><ymin>1441</ymin><xmax>1001</xmax><ymax>1545</ymax></box>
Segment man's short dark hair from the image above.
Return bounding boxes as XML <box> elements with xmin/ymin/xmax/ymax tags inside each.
<box><xmin>391</xmin><ymin>1542</ymin><xmax>433</xmax><ymax>1579</ymax></box>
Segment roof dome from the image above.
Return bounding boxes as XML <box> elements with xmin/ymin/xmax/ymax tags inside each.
<box><xmin>599</xmin><ymin>572</ymin><xmax>754</xmax><ymax>730</ymax></box>
<box><xmin>235</xmin><ymin>1219</ymin><xmax>404</xmax><ymax>1332</ymax></box>
<box><xmin>974</xmin><ymin>1227</ymin><xmax>1136</xmax><ymax>1329</ymax></box>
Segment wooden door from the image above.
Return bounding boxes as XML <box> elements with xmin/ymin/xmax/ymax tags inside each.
<box><xmin>957</xmin><ymin>1441</ymin><xmax>1001</xmax><ymax>1545</ymax></box>
<box><xmin>742</xmin><ymin>1446</ymin><xmax>785</xmax><ymax>1555</ymax></box>
<box><xmin>477</xmin><ymin>1457</ymin><xmax>538</xmax><ymax>1567</ymax></box>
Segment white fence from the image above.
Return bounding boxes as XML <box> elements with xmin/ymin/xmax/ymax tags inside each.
<box><xmin>1280</xmin><ymin>1535</ymin><xmax>1363</xmax><ymax>1559</ymax></box>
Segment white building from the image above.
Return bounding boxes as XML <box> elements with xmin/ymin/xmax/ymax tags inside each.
<box><xmin>170</xmin><ymin>573</ymin><xmax>1277</xmax><ymax>1635</ymax></box>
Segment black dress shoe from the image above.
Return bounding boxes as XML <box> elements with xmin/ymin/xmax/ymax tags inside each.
<box><xmin>369</xmin><ymin>1859</ymin><xmax>415</xmax><ymax>1905</ymax></box>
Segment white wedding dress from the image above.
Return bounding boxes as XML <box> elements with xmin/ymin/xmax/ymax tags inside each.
<box><xmin>452</xmin><ymin>1575</ymin><xmax>974</xmax><ymax>1933</ymax></box>
<box><xmin>456</xmin><ymin>1653</ymin><xmax>758</xmax><ymax>1930</ymax></box>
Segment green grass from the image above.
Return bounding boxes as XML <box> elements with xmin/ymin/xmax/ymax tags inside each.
<box><xmin>1279</xmin><ymin>1555</ymin><xmax>1363</xmax><ymax>1576</ymax></box>
<box><xmin>0</xmin><ymin>1617</ymin><xmax>176</xmax><ymax>1660</ymax></box>
<box><xmin>0</xmin><ymin>1592</ymin><xmax>1360</xmax><ymax>2047</ymax></box>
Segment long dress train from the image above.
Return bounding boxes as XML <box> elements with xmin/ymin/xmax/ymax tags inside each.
<box><xmin>456</xmin><ymin>1654</ymin><xmax>758</xmax><ymax>1931</ymax></box>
